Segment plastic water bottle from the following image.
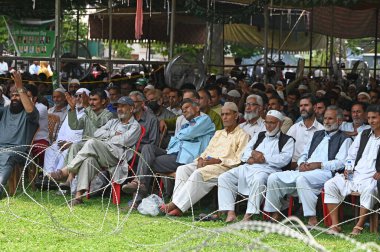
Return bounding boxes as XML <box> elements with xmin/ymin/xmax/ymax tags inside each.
<box><xmin>345</xmin><ymin>160</ymin><xmax>354</xmax><ymax>181</ymax></box>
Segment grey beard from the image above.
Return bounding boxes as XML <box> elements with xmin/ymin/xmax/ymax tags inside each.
<box><xmin>244</xmin><ymin>111</ymin><xmax>258</xmax><ymax>121</ymax></box>
<box><xmin>324</xmin><ymin>122</ymin><xmax>339</xmax><ymax>132</ymax></box>
<box><xmin>301</xmin><ymin>110</ymin><xmax>313</xmax><ymax>119</ymax></box>
<box><xmin>266</xmin><ymin>125</ymin><xmax>280</xmax><ymax>137</ymax></box>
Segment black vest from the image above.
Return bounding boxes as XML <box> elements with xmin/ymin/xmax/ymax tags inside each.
<box><xmin>308</xmin><ymin>130</ymin><xmax>350</xmax><ymax>162</ymax></box>
<box><xmin>253</xmin><ymin>131</ymin><xmax>294</xmax><ymax>171</ymax></box>
<box><xmin>353</xmin><ymin>128</ymin><xmax>380</xmax><ymax>194</ymax></box>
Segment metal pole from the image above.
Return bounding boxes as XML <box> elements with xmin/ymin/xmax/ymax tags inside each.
<box><xmin>54</xmin><ymin>0</ymin><xmax>61</xmax><ymax>85</ymax></box>
<box><xmin>309</xmin><ymin>8</ymin><xmax>313</xmax><ymax>74</ymax></box>
<box><xmin>169</xmin><ymin>0</ymin><xmax>176</xmax><ymax>59</ymax></box>
<box><xmin>108</xmin><ymin>0</ymin><xmax>112</xmax><ymax>80</ymax></box>
<box><xmin>375</xmin><ymin>8</ymin><xmax>379</xmax><ymax>78</ymax></box>
<box><xmin>263</xmin><ymin>5</ymin><xmax>269</xmax><ymax>84</ymax></box>
<box><xmin>76</xmin><ymin>9</ymin><xmax>80</xmax><ymax>57</ymax></box>
<box><xmin>278</xmin><ymin>10</ymin><xmax>282</xmax><ymax>60</ymax></box>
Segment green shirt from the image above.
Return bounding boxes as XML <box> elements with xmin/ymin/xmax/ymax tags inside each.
<box><xmin>68</xmin><ymin>107</ymin><xmax>114</xmax><ymax>140</ymax></box>
<box><xmin>164</xmin><ymin>109</ymin><xmax>223</xmax><ymax>131</ymax></box>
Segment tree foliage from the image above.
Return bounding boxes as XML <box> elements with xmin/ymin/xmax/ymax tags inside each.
<box><xmin>110</xmin><ymin>41</ymin><xmax>133</xmax><ymax>58</ymax></box>
<box><xmin>224</xmin><ymin>44</ymin><xmax>263</xmax><ymax>58</ymax></box>
<box><xmin>62</xmin><ymin>10</ymin><xmax>88</xmax><ymax>41</ymax></box>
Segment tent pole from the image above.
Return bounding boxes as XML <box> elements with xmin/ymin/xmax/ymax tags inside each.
<box><xmin>54</xmin><ymin>0</ymin><xmax>61</xmax><ymax>85</ymax></box>
<box><xmin>264</xmin><ymin>4</ymin><xmax>269</xmax><ymax>84</ymax></box>
<box><xmin>108</xmin><ymin>0</ymin><xmax>113</xmax><ymax>80</ymax></box>
<box><xmin>169</xmin><ymin>0</ymin><xmax>176</xmax><ymax>59</ymax></box>
<box><xmin>375</xmin><ymin>8</ymin><xmax>379</xmax><ymax>78</ymax></box>
<box><xmin>76</xmin><ymin>9</ymin><xmax>80</xmax><ymax>57</ymax></box>
<box><xmin>309</xmin><ymin>8</ymin><xmax>313</xmax><ymax>75</ymax></box>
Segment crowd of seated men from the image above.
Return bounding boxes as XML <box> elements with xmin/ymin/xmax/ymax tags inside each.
<box><xmin>0</xmin><ymin>68</ymin><xmax>380</xmax><ymax>236</ymax></box>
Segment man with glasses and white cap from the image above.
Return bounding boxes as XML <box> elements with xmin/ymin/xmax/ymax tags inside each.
<box><xmin>218</xmin><ymin>110</ymin><xmax>295</xmax><ymax>222</ymax></box>
<box><xmin>43</xmin><ymin>88</ymin><xmax>89</xmax><ymax>175</ymax></box>
<box><xmin>264</xmin><ymin>106</ymin><xmax>352</xmax><ymax>227</ymax></box>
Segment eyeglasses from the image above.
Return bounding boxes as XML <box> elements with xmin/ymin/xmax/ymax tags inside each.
<box><xmin>74</xmin><ymin>94</ymin><xmax>82</xmax><ymax>98</ymax></box>
<box><xmin>245</xmin><ymin>102</ymin><xmax>259</xmax><ymax>107</ymax></box>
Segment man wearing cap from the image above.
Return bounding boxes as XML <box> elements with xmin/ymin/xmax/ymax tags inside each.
<box><xmin>49</xmin><ymin>96</ymin><xmax>141</xmax><ymax>205</ymax></box>
<box><xmin>357</xmin><ymin>92</ymin><xmax>371</xmax><ymax>104</ymax></box>
<box><xmin>298</xmin><ymin>84</ymin><xmax>308</xmax><ymax>95</ymax></box>
<box><xmin>135</xmin><ymin>78</ymin><xmax>148</xmax><ymax>93</ymax></box>
<box><xmin>68</xmin><ymin>79</ymin><xmax>80</xmax><ymax>94</ymax></box>
<box><xmin>267</xmin><ymin>95</ymin><xmax>293</xmax><ymax>133</ymax></box>
<box><xmin>48</xmin><ymin>87</ymin><xmax>68</xmax><ymax>125</ymax></box>
<box><xmin>218</xmin><ymin>110</ymin><xmax>295</xmax><ymax>222</ymax></box>
<box><xmin>239</xmin><ymin>94</ymin><xmax>265</xmax><ymax>139</ymax></box>
<box><xmin>122</xmin><ymin>98</ymin><xmax>215</xmax><ymax>208</ymax></box>
<box><xmin>43</xmin><ymin>88</ymin><xmax>88</xmax><ymax>174</ymax></box>
<box><xmin>161</xmin><ymin>102</ymin><xmax>249</xmax><ymax>216</ymax></box>
<box><xmin>264</xmin><ymin>106</ymin><xmax>352</xmax><ymax>226</ymax></box>
<box><xmin>226</xmin><ymin>89</ymin><xmax>241</xmax><ymax>106</ymax></box>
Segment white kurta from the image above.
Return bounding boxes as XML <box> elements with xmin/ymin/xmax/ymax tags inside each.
<box><xmin>264</xmin><ymin>131</ymin><xmax>352</xmax><ymax>216</ymax></box>
<box><xmin>324</xmin><ymin>131</ymin><xmax>380</xmax><ymax>210</ymax></box>
<box><xmin>218</xmin><ymin>131</ymin><xmax>294</xmax><ymax>214</ymax></box>
<box><xmin>286</xmin><ymin>118</ymin><xmax>324</xmax><ymax>162</ymax></box>
<box><xmin>239</xmin><ymin>117</ymin><xmax>265</xmax><ymax>139</ymax></box>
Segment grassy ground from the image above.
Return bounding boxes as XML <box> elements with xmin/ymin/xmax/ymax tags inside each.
<box><xmin>0</xmin><ymin>190</ymin><xmax>379</xmax><ymax>252</ymax></box>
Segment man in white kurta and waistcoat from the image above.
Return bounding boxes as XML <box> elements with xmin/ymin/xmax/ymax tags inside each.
<box><xmin>49</xmin><ymin>96</ymin><xmax>141</xmax><ymax>206</ymax></box>
<box><xmin>264</xmin><ymin>106</ymin><xmax>352</xmax><ymax>226</ymax></box>
<box><xmin>218</xmin><ymin>110</ymin><xmax>295</xmax><ymax>222</ymax></box>
<box><xmin>160</xmin><ymin>102</ymin><xmax>249</xmax><ymax>216</ymax></box>
<box><xmin>324</xmin><ymin>104</ymin><xmax>380</xmax><ymax>235</ymax></box>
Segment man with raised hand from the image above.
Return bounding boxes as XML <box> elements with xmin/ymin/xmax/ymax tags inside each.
<box><xmin>49</xmin><ymin>97</ymin><xmax>141</xmax><ymax>206</ymax></box>
<box><xmin>0</xmin><ymin>72</ymin><xmax>39</xmax><ymax>195</ymax></box>
<box><xmin>218</xmin><ymin>110</ymin><xmax>294</xmax><ymax>222</ymax></box>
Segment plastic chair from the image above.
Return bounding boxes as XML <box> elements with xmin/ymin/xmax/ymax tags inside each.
<box><xmin>111</xmin><ymin>125</ymin><xmax>146</xmax><ymax>205</ymax></box>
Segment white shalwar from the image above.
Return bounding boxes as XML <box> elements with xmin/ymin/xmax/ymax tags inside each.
<box><xmin>218</xmin><ymin>131</ymin><xmax>294</xmax><ymax>214</ymax></box>
<box><xmin>43</xmin><ymin>108</ymin><xmax>84</xmax><ymax>173</ymax></box>
<box><xmin>324</xmin><ymin>131</ymin><xmax>380</xmax><ymax>210</ymax></box>
<box><xmin>264</xmin><ymin>131</ymin><xmax>352</xmax><ymax>216</ymax></box>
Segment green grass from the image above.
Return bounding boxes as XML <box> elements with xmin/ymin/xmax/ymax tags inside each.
<box><xmin>0</xmin><ymin>191</ymin><xmax>379</xmax><ymax>251</ymax></box>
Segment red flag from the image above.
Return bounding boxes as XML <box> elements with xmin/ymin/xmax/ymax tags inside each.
<box><xmin>135</xmin><ymin>0</ymin><xmax>143</xmax><ymax>39</ymax></box>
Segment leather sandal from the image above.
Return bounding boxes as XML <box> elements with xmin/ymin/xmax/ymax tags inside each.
<box><xmin>48</xmin><ymin>170</ymin><xmax>65</xmax><ymax>181</ymax></box>
<box><xmin>350</xmin><ymin>226</ymin><xmax>363</xmax><ymax>236</ymax></box>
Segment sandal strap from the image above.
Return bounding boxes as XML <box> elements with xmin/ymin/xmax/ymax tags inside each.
<box><xmin>353</xmin><ymin>226</ymin><xmax>363</xmax><ymax>231</ymax></box>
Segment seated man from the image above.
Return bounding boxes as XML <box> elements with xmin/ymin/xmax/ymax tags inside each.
<box><xmin>264</xmin><ymin>106</ymin><xmax>352</xmax><ymax>226</ymax></box>
<box><xmin>218</xmin><ymin>110</ymin><xmax>295</xmax><ymax>222</ymax></box>
<box><xmin>49</xmin><ymin>97</ymin><xmax>141</xmax><ymax>205</ymax></box>
<box><xmin>324</xmin><ymin>105</ymin><xmax>380</xmax><ymax>235</ymax></box>
<box><xmin>43</xmin><ymin>88</ymin><xmax>88</xmax><ymax>174</ymax></box>
<box><xmin>239</xmin><ymin>94</ymin><xmax>265</xmax><ymax>139</ymax></box>
<box><xmin>48</xmin><ymin>87</ymin><xmax>68</xmax><ymax>125</ymax></box>
<box><xmin>340</xmin><ymin>102</ymin><xmax>370</xmax><ymax>138</ymax></box>
<box><xmin>0</xmin><ymin>72</ymin><xmax>39</xmax><ymax>194</ymax></box>
<box><xmin>122</xmin><ymin>98</ymin><xmax>215</xmax><ymax>207</ymax></box>
<box><xmin>161</xmin><ymin>102</ymin><xmax>249</xmax><ymax>216</ymax></box>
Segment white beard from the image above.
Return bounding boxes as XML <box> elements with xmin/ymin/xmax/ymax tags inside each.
<box><xmin>244</xmin><ymin>110</ymin><xmax>258</xmax><ymax>121</ymax></box>
<box><xmin>324</xmin><ymin>122</ymin><xmax>339</xmax><ymax>132</ymax></box>
<box><xmin>266</xmin><ymin>125</ymin><xmax>280</xmax><ymax>137</ymax></box>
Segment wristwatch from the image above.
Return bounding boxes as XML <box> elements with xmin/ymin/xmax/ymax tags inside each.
<box><xmin>17</xmin><ymin>87</ymin><xmax>26</xmax><ymax>94</ymax></box>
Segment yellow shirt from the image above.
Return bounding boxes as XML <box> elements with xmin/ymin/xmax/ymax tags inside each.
<box><xmin>198</xmin><ymin>126</ymin><xmax>249</xmax><ymax>181</ymax></box>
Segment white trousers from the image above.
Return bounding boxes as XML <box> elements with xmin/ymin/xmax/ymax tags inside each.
<box><xmin>43</xmin><ymin>142</ymin><xmax>68</xmax><ymax>174</ymax></box>
<box><xmin>172</xmin><ymin>162</ymin><xmax>217</xmax><ymax>212</ymax></box>
<box><xmin>264</xmin><ymin>170</ymin><xmax>331</xmax><ymax>216</ymax></box>
<box><xmin>324</xmin><ymin>174</ymin><xmax>378</xmax><ymax>210</ymax></box>
<box><xmin>218</xmin><ymin>167</ymin><xmax>271</xmax><ymax>214</ymax></box>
